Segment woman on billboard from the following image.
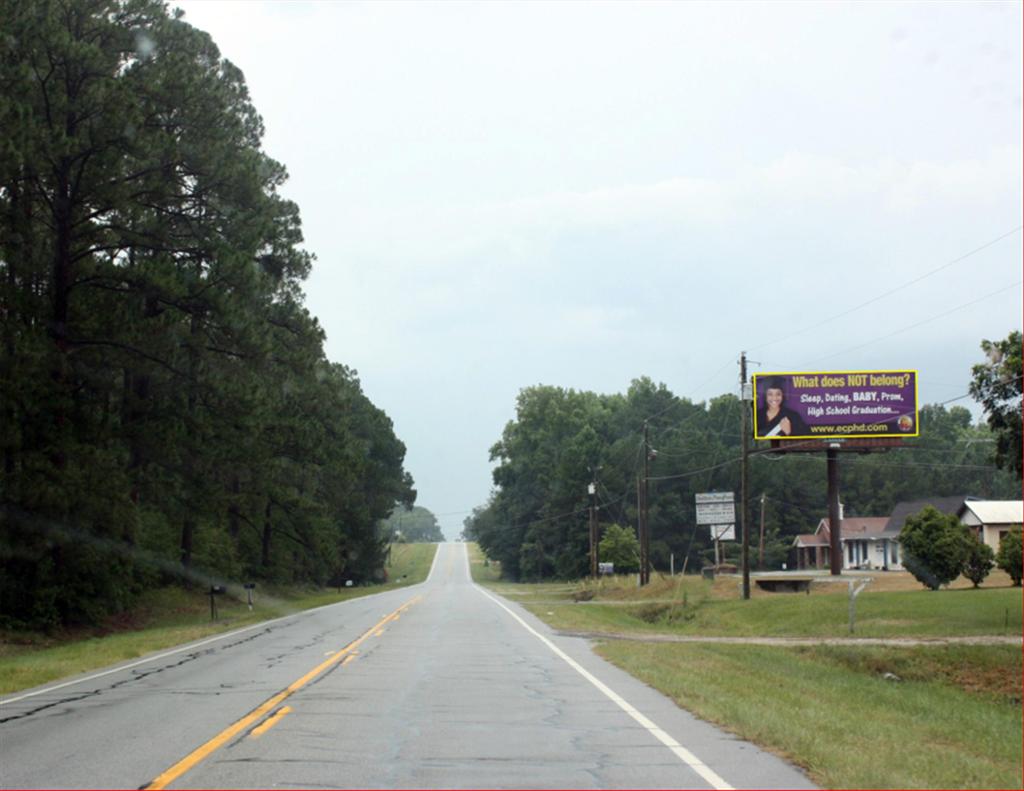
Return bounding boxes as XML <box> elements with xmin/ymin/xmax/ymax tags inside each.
<box><xmin>756</xmin><ymin>378</ymin><xmax>809</xmax><ymax>438</ymax></box>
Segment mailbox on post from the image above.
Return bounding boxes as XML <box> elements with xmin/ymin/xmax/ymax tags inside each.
<box><xmin>209</xmin><ymin>584</ymin><xmax>226</xmax><ymax>620</ymax></box>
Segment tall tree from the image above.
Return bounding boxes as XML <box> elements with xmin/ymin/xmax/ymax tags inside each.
<box><xmin>970</xmin><ymin>330</ymin><xmax>1023</xmax><ymax>480</ymax></box>
<box><xmin>470</xmin><ymin>377</ymin><xmax>1018</xmax><ymax>582</ymax></box>
<box><xmin>0</xmin><ymin>0</ymin><xmax>414</xmax><ymax>627</ymax></box>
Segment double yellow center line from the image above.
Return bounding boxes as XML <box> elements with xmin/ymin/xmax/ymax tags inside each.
<box><xmin>143</xmin><ymin>595</ymin><xmax>420</xmax><ymax>790</ymax></box>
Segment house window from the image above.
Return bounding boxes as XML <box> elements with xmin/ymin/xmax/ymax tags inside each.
<box><xmin>891</xmin><ymin>543</ymin><xmax>899</xmax><ymax>564</ymax></box>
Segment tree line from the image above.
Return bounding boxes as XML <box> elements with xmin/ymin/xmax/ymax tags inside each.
<box><xmin>381</xmin><ymin>506</ymin><xmax>445</xmax><ymax>544</ymax></box>
<box><xmin>0</xmin><ymin>0</ymin><xmax>414</xmax><ymax>629</ymax></box>
<box><xmin>465</xmin><ymin>366</ymin><xmax>1020</xmax><ymax>581</ymax></box>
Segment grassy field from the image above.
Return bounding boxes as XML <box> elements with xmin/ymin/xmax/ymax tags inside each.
<box><xmin>469</xmin><ymin>544</ymin><xmax>1023</xmax><ymax>789</ymax></box>
<box><xmin>488</xmin><ymin>568</ymin><xmax>1023</xmax><ymax>639</ymax></box>
<box><xmin>597</xmin><ymin>640</ymin><xmax>1022</xmax><ymax>789</ymax></box>
<box><xmin>0</xmin><ymin>542</ymin><xmax>437</xmax><ymax>696</ymax></box>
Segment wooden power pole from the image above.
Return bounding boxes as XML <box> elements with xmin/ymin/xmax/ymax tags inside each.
<box><xmin>740</xmin><ymin>352</ymin><xmax>751</xmax><ymax>600</ymax></box>
<box><xmin>759</xmin><ymin>492</ymin><xmax>766</xmax><ymax>568</ymax></box>
<box><xmin>640</xmin><ymin>421</ymin><xmax>651</xmax><ymax>586</ymax></box>
<box><xmin>588</xmin><ymin>480</ymin><xmax>598</xmax><ymax>578</ymax></box>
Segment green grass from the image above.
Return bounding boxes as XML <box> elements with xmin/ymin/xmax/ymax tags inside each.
<box><xmin>596</xmin><ymin>641</ymin><xmax>1023</xmax><ymax>789</ymax></box>
<box><xmin>506</xmin><ymin>577</ymin><xmax>1023</xmax><ymax>639</ymax></box>
<box><xmin>0</xmin><ymin>543</ymin><xmax>438</xmax><ymax>696</ymax></box>
<box><xmin>467</xmin><ymin>541</ymin><xmax>503</xmax><ymax>584</ymax></box>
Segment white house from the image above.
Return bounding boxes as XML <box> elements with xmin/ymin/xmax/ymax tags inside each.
<box><xmin>792</xmin><ymin>514</ymin><xmax>898</xmax><ymax>571</ymax></box>
<box><xmin>958</xmin><ymin>500</ymin><xmax>1023</xmax><ymax>552</ymax></box>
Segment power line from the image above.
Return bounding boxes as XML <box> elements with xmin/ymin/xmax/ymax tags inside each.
<box><xmin>766</xmin><ymin>453</ymin><xmax>1007</xmax><ymax>472</ymax></box>
<box><xmin>637</xmin><ymin>354</ymin><xmax>738</xmax><ymax>433</ymax></box>
<box><xmin>646</xmin><ymin>455</ymin><xmax>742</xmax><ymax>482</ymax></box>
<box><xmin>803</xmin><ymin>280</ymin><xmax>1022</xmax><ymax>365</ymax></box>
<box><xmin>926</xmin><ymin>372</ymin><xmax>1023</xmax><ymax>409</ymax></box>
<box><xmin>748</xmin><ymin>225</ymin><xmax>1022</xmax><ymax>353</ymax></box>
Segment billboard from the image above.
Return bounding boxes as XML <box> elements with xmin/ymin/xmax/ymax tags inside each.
<box><xmin>752</xmin><ymin>370</ymin><xmax>918</xmax><ymax>440</ymax></box>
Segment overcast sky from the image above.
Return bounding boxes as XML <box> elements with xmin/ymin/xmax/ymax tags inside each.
<box><xmin>173</xmin><ymin>0</ymin><xmax>1021</xmax><ymax>540</ymax></box>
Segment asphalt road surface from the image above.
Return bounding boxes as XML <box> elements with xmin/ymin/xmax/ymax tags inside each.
<box><xmin>0</xmin><ymin>543</ymin><xmax>814</xmax><ymax>789</ymax></box>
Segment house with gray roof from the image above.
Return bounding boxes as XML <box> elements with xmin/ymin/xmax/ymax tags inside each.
<box><xmin>793</xmin><ymin>495</ymin><xmax>996</xmax><ymax>572</ymax></box>
<box><xmin>792</xmin><ymin>512</ymin><xmax>895</xmax><ymax>571</ymax></box>
<box><xmin>957</xmin><ymin>500</ymin><xmax>1023</xmax><ymax>552</ymax></box>
<box><xmin>882</xmin><ymin>496</ymin><xmax>977</xmax><ymax>537</ymax></box>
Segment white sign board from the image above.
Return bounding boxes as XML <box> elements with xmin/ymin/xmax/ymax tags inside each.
<box><xmin>708</xmin><ymin>524</ymin><xmax>736</xmax><ymax>541</ymax></box>
<box><xmin>695</xmin><ymin>492</ymin><xmax>735</xmax><ymax>525</ymax></box>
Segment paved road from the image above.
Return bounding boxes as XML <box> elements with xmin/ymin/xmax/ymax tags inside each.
<box><xmin>0</xmin><ymin>543</ymin><xmax>814</xmax><ymax>789</ymax></box>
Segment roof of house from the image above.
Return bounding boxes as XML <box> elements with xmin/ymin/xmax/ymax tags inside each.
<box><xmin>794</xmin><ymin>517</ymin><xmax>890</xmax><ymax>546</ymax></box>
<box><xmin>959</xmin><ymin>500</ymin><xmax>1024</xmax><ymax>525</ymax></box>
<box><xmin>793</xmin><ymin>533</ymin><xmax>829</xmax><ymax>548</ymax></box>
<box><xmin>883</xmin><ymin>496</ymin><xmax>977</xmax><ymax>536</ymax></box>
<box><xmin>820</xmin><ymin>517</ymin><xmax>890</xmax><ymax>539</ymax></box>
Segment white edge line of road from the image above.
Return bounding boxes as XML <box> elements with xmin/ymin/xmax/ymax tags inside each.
<box><xmin>0</xmin><ymin>546</ymin><xmax>449</xmax><ymax>708</ymax></box>
<box><xmin>465</xmin><ymin>544</ymin><xmax>734</xmax><ymax>791</ymax></box>
<box><xmin>425</xmin><ymin>540</ymin><xmax>444</xmax><ymax>582</ymax></box>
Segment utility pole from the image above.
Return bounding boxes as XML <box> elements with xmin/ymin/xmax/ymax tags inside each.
<box><xmin>640</xmin><ymin>421</ymin><xmax>651</xmax><ymax>586</ymax></box>
<box><xmin>758</xmin><ymin>492</ymin><xmax>766</xmax><ymax>569</ymax></box>
<box><xmin>588</xmin><ymin>479</ymin><xmax>597</xmax><ymax>578</ymax></box>
<box><xmin>740</xmin><ymin>352</ymin><xmax>751</xmax><ymax>600</ymax></box>
<box><xmin>636</xmin><ymin>475</ymin><xmax>643</xmax><ymax>583</ymax></box>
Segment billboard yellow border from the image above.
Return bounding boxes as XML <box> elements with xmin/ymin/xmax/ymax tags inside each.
<box><xmin>752</xmin><ymin>369</ymin><xmax>920</xmax><ymax>440</ymax></box>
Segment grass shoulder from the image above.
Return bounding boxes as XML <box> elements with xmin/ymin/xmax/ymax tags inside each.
<box><xmin>467</xmin><ymin>541</ymin><xmax>503</xmax><ymax>584</ymax></box>
<box><xmin>596</xmin><ymin>640</ymin><xmax>1021</xmax><ymax>789</ymax></box>
<box><xmin>0</xmin><ymin>542</ymin><xmax>437</xmax><ymax>696</ymax></box>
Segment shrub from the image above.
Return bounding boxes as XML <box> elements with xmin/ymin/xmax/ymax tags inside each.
<box><xmin>899</xmin><ymin>506</ymin><xmax>972</xmax><ymax>590</ymax></box>
<box><xmin>598</xmin><ymin>524</ymin><xmax>640</xmax><ymax>574</ymax></box>
<box><xmin>962</xmin><ymin>537</ymin><xmax>995</xmax><ymax>588</ymax></box>
<box><xmin>996</xmin><ymin>527</ymin><xmax>1023</xmax><ymax>586</ymax></box>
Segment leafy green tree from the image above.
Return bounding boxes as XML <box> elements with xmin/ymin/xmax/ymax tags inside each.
<box><xmin>598</xmin><ymin>524</ymin><xmax>640</xmax><ymax>574</ymax></box>
<box><xmin>0</xmin><ymin>0</ymin><xmax>414</xmax><ymax>627</ymax></box>
<box><xmin>996</xmin><ymin>528</ymin><xmax>1022</xmax><ymax>586</ymax></box>
<box><xmin>962</xmin><ymin>537</ymin><xmax>994</xmax><ymax>588</ymax></box>
<box><xmin>899</xmin><ymin>507</ymin><xmax>973</xmax><ymax>590</ymax></box>
<box><xmin>471</xmin><ymin>371</ymin><xmax>1018</xmax><ymax>585</ymax></box>
<box><xmin>383</xmin><ymin>506</ymin><xmax>444</xmax><ymax>543</ymax></box>
<box><xmin>970</xmin><ymin>330</ymin><xmax>1023</xmax><ymax>479</ymax></box>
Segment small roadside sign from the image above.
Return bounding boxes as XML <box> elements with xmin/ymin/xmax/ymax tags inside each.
<box><xmin>696</xmin><ymin>492</ymin><xmax>735</xmax><ymax>525</ymax></box>
<box><xmin>708</xmin><ymin>524</ymin><xmax>736</xmax><ymax>541</ymax></box>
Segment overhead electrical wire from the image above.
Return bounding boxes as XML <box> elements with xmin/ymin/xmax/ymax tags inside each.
<box><xmin>802</xmin><ymin>280</ymin><xmax>1022</xmax><ymax>366</ymax></box>
<box><xmin>475</xmin><ymin>229</ymin><xmax>1020</xmax><ymax>536</ymax></box>
<box><xmin>748</xmin><ymin>224</ymin><xmax>1022</xmax><ymax>354</ymax></box>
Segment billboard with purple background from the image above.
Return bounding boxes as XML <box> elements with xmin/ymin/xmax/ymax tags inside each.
<box><xmin>752</xmin><ymin>371</ymin><xmax>918</xmax><ymax>440</ymax></box>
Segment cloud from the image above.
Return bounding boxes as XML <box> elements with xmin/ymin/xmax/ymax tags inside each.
<box><xmin>329</xmin><ymin>147</ymin><xmax>1021</xmax><ymax>272</ymax></box>
<box><xmin>881</xmin><ymin>146</ymin><xmax>1022</xmax><ymax>212</ymax></box>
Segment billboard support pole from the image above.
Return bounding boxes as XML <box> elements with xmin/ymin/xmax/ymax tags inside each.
<box><xmin>740</xmin><ymin>352</ymin><xmax>751</xmax><ymax>600</ymax></box>
<box><xmin>827</xmin><ymin>446</ymin><xmax>842</xmax><ymax>575</ymax></box>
